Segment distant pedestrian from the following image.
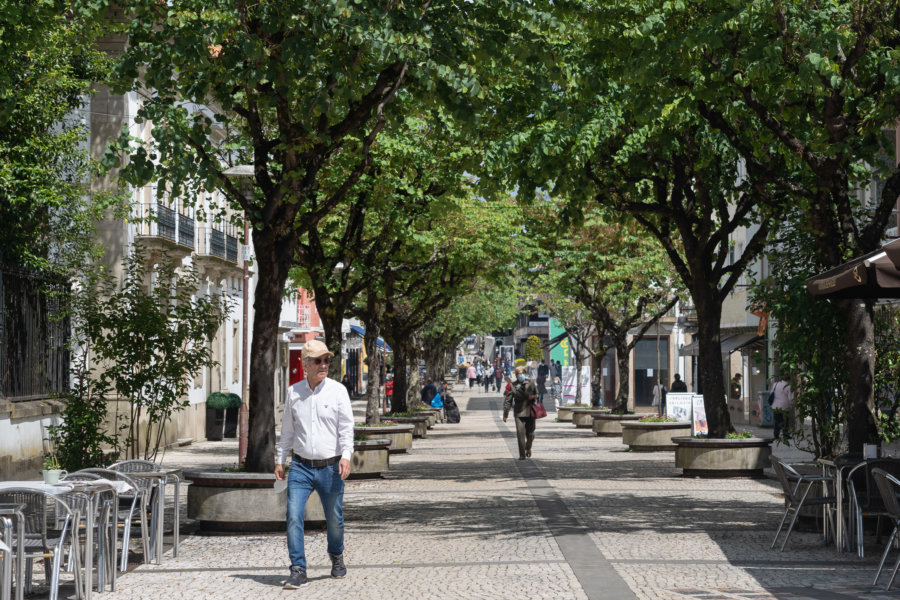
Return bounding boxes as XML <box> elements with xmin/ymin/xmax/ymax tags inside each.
<box><xmin>771</xmin><ymin>374</ymin><xmax>794</xmax><ymax>442</ymax></box>
<box><xmin>341</xmin><ymin>374</ymin><xmax>353</xmax><ymax>397</ymax></box>
<box><xmin>670</xmin><ymin>373</ymin><xmax>687</xmax><ymax>393</ymax></box>
<box><xmin>730</xmin><ymin>373</ymin><xmax>743</xmax><ymax>400</ymax></box>
<box><xmin>275</xmin><ymin>340</ymin><xmax>352</xmax><ymax>589</ymax></box>
<box><xmin>385</xmin><ymin>375</ymin><xmax>393</xmax><ymax>410</ymax></box>
<box><xmin>493</xmin><ymin>365</ymin><xmax>503</xmax><ymax>392</ymax></box>
<box><xmin>503</xmin><ymin>365</ymin><xmax>538</xmax><ymax>460</ymax></box>
<box><xmin>550</xmin><ymin>377</ymin><xmax>562</xmax><ymax>412</ymax></box>
<box><xmin>483</xmin><ymin>369</ymin><xmax>492</xmax><ymax>392</ymax></box>
<box><xmin>466</xmin><ymin>364</ymin><xmax>477</xmax><ymax>388</ymax></box>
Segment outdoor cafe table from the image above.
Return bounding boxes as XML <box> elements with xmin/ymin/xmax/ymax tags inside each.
<box><xmin>818</xmin><ymin>456</ymin><xmax>900</xmax><ymax>553</ymax></box>
<box><xmin>0</xmin><ymin>479</ymin><xmax>131</xmax><ymax>600</ymax></box>
<box><xmin>126</xmin><ymin>469</ymin><xmax>182</xmax><ymax>564</ymax></box>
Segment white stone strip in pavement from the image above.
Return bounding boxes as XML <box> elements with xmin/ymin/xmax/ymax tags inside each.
<box><xmin>486</xmin><ymin>397</ymin><xmax>638</xmax><ymax>600</ymax></box>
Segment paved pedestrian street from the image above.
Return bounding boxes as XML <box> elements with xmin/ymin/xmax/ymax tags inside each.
<box><xmin>63</xmin><ymin>386</ymin><xmax>900</xmax><ymax>599</ymax></box>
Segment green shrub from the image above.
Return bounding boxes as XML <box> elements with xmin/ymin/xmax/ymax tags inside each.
<box><xmin>207</xmin><ymin>392</ymin><xmax>241</xmax><ymax>410</ymax></box>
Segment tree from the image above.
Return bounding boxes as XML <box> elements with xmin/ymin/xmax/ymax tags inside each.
<box><xmin>621</xmin><ymin>0</ymin><xmax>900</xmax><ymax>450</ymax></box>
<box><xmin>110</xmin><ymin>1</ymin><xmax>553</xmax><ymax>471</ymax></box>
<box><xmin>526</xmin><ymin>202</ymin><xmax>681</xmax><ymax>412</ymax></box>
<box><xmin>86</xmin><ymin>248</ymin><xmax>231</xmax><ymax>460</ymax></box>
<box><xmin>492</xmin><ymin>5</ymin><xmax>783</xmax><ymax>436</ymax></box>
<box><xmin>0</xmin><ymin>0</ymin><xmax>113</xmax><ymax>274</ymax></box>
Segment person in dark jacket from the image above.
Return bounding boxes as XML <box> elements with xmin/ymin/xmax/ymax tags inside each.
<box><xmin>670</xmin><ymin>373</ymin><xmax>687</xmax><ymax>393</ymax></box>
<box><xmin>503</xmin><ymin>366</ymin><xmax>538</xmax><ymax>460</ymax></box>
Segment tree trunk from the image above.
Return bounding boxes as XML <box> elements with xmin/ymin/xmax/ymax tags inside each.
<box><xmin>363</xmin><ymin>327</ymin><xmax>381</xmax><ymax>425</ymax></box>
<box><xmin>318</xmin><ymin>306</ymin><xmax>344</xmax><ymax>381</ymax></box>
<box><xmin>843</xmin><ymin>297</ymin><xmax>878</xmax><ymax>452</ymax></box>
<box><xmin>245</xmin><ymin>232</ymin><xmax>295</xmax><ymax>473</ymax></box>
<box><xmin>573</xmin><ymin>337</ymin><xmax>583</xmax><ymax>404</ymax></box>
<box><xmin>391</xmin><ymin>342</ymin><xmax>408</xmax><ymax>413</ymax></box>
<box><xmin>694</xmin><ymin>293</ymin><xmax>733</xmax><ymax>438</ymax></box>
<box><xmin>614</xmin><ymin>340</ymin><xmax>630</xmax><ymax>413</ymax></box>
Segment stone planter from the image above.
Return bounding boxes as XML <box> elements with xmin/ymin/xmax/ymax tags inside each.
<box><xmin>350</xmin><ymin>438</ymin><xmax>391</xmax><ymax>479</ymax></box>
<box><xmin>412</xmin><ymin>410</ymin><xmax>438</xmax><ymax>428</ymax></box>
<box><xmin>592</xmin><ymin>413</ymin><xmax>637</xmax><ymax>436</ymax></box>
<box><xmin>673</xmin><ymin>436</ymin><xmax>773</xmax><ymax>478</ymax></box>
<box><xmin>571</xmin><ymin>408</ymin><xmax>610</xmax><ymax>428</ymax></box>
<box><xmin>620</xmin><ymin>421</ymin><xmax>692</xmax><ymax>451</ymax></box>
<box><xmin>557</xmin><ymin>406</ymin><xmax>589</xmax><ymax>422</ymax></box>
<box><xmin>186</xmin><ymin>471</ymin><xmax>287</xmax><ymax>532</ymax></box>
<box><xmin>354</xmin><ymin>424</ymin><xmax>414</xmax><ymax>453</ymax></box>
<box><xmin>382</xmin><ymin>415</ymin><xmax>429</xmax><ymax>438</ymax></box>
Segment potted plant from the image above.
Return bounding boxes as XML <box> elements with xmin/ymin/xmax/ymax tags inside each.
<box><xmin>42</xmin><ymin>454</ymin><xmax>66</xmax><ymax>484</ymax></box>
<box><xmin>206</xmin><ymin>392</ymin><xmax>240</xmax><ymax>441</ymax></box>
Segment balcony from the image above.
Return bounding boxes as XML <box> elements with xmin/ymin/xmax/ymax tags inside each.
<box><xmin>134</xmin><ymin>200</ymin><xmax>195</xmax><ymax>260</ymax></box>
<box><xmin>195</xmin><ymin>222</ymin><xmax>241</xmax><ymax>275</ymax></box>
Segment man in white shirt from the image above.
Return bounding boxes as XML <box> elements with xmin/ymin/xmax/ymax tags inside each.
<box><xmin>275</xmin><ymin>339</ymin><xmax>354</xmax><ymax>589</ymax></box>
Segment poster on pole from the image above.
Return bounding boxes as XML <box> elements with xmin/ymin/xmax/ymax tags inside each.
<box><xmin>561</xmin><ymin>366</ymin><xmax>591</xmax><ymax>405</ymax></box>
<box><xmin>550</xmin><ymin>319</ymin><xmax>570</xmax><ymax>366</ymax></box>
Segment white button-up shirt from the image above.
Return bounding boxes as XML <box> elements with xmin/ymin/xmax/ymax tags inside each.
<box><xmin>276</xmin><ymin>376</ymin><xmax>355</xmax><ymax>465</ymax></box>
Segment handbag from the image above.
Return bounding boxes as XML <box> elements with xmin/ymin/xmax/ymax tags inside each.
<box><xmin>431</xmin><ymin>392</ymin><xmax>443</xmax><ymax>408</ymax></box>
<box><xmin>531</xmin><ymin>401</ymin><xmax>547</xmax><ymax>419</ymax></box>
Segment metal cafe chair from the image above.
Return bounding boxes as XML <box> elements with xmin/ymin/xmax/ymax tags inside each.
<box><xmin>1</xmin><ymin>518</ymin><xmax>12</xmax><ymax>600</ymax></box>
<box><xmin>871</xmin><ymin>468</ymin><xmax>900</xmax><ymax>589</ymax></box>
<box><xmin>76</xmin><ymin>469</ymin><xmax>146</xmax><ymax>572</ymax></box>
<box><xmin>108</xmin><ymin>460</ymin><xmax>178</xmax><ymax>562</ymax></box>
<box><xmin>845</xmin><ymin>458</ymin><xmax>900</xmax><ymax>557</ymax></box>
<box><xmin>770</xmin><ymin>456</ymin><xmax>837</xmax><ymax>551</ymax></box>
<box><xmin>0</xmin><ymin>489</ymin><xmax>74</xmax><ymax>600</ymax></box>
<box><xmin>59</xmin><ymin>475</ymin><xmax>117</xmax><ymax>593</ymax></box>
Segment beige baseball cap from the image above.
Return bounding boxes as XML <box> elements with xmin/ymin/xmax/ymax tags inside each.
<box><xmin>302</xmin><ymin>339</ymin><xmax>334</xmax><ymax>359</ymax></box>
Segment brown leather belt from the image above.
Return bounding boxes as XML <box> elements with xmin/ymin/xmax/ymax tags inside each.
<box><xmin>293</xmin><ymin>454</ymin><xmax>340</xmax><ymax>468</ymax></box>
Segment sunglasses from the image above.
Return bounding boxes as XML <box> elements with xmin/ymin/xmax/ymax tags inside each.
<box><xmin>309</xmin><ymin>356</ymin><xmax>331</xmax><ymax>365</ymax></box>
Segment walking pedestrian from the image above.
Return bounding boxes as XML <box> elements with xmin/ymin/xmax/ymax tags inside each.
<box><xmin>549</xmin><ymin>376</ymin><xmax>562</xmax><ymax>412</ymax></box>
<box><xmin>493</xmin><ymin>364</ymin><xmax>503</xmax><ymax>392</ymax></box>
<box><xmin>771</xmin><ymin>374</ymin><xmax>794</xmax><ymax>442</ymax></box>
<box><xmin>466</xmin><ymin>363</ymin><xmax>476</xmax><ymax>388</ymax></box>
<box><xmin>503</xmin><ymin>365</ymin><xmax>538</xmax><ymax>460</ymax></box>
<box><xmin>483</xmin><ymin>368</ymin><xmax>492</xmax><ymax>393</ymax></box>
<box><xmin>275</xmin><ymin>340</ymin><xmax>353</xmax><ymax>589</ymax></box>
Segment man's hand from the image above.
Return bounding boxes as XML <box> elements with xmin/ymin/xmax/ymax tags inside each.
<box><xmin>274</xmin><ymin>464</ymin><xmax>285</xmax><ymax>481</ymax></box>
<box><xmin>339</xmin><ymin>458</ymin><xmax>351</xmax><ymax>480</ymax></box>
<box><xmin>503</xmin><ymin>417</ymin><xmax>508</xmax><ymax>422</ymax></box>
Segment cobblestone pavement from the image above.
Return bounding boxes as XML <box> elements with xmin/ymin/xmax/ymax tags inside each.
<box><xmin>34</xmin><ymin>385</ymin><xmax>900</xmax><ymax>599</ymax></box>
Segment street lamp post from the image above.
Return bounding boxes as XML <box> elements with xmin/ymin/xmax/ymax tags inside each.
<box><xmin>223</xmin><ymin>165</ymin><xmax>254</xmax><ymax>467</ymax></box>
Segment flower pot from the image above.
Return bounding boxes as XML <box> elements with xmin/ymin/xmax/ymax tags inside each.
<box><xmin>42</xmin><ymin>469</ymin><xmax>67</xmax><ymax>484</ymax></box>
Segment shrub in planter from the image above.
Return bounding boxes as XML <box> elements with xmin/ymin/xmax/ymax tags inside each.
<box><xmin>207</xmin><ymin>392</ymin><xmax>241</xmax><ymax>441</ymax></box>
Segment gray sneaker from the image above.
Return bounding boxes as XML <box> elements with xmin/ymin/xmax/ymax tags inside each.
<box><xmin>283</xmin><ymin>566</ymin><xmax>308</xmax><ymax>589</ymax></box>
<box><xmin>329</xmin><ymin>553</ymin><xmax>347</xmax><ymax>578</ymax></box>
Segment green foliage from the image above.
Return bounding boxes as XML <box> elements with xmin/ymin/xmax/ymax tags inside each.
<box><xmin>0</xmin><ymin>0</ymin><xmax>113</xmax><ymax>274</ymax></box>
<box><xmin>42</xmin><ymin>454</ymin><xmax>61</xmax><ymax>471</ymax></box>
<box><xmin>525</xmin><ymin>336</ymin><xmax>542</xmax><ymax>361</ymax></box>
<box><xmin>874</xmin><ymin>306</ymin><xmax>900</xmax><ymax>444</ymax></box>
<box><xmin>726</xmin><ymin>431</ymin><xmax>753</xmax><ymax>440</ymax></box>
<box><xmin>81</xmin><ymin>248</ymin><xmax>232</xmax><ymax>461</ymax></box>
<box><xmin>751</xmin><ymin>218</ymin><xmax>848</xmax><ymax>458</ymax></box>
<box><xmin>207</xmin><ymin>392</ymin><xmax>241</xmax><ymax>410</ymax></box>
<box><xmin>515</xmin><ymin>358</ymin><xmax>526</xmax><ymax>367</ymax></box>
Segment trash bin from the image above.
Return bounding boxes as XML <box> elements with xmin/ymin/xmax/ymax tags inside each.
<box><xmin>755</xmin><ymin>391</ymin><xmax>774</xmax><ymax>427</ymax></box>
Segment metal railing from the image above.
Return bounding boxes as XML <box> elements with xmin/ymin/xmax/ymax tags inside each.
<box><xmin>197</xmin><ymin>222</ymin><xmax>239</xmax><ymax>264</ymax></box>
<box><xmin>0</xmin><ymin>263</ymin><xmax>69</xmax><ymax>402</ymax></box>
<box><xmin>133</xmin><ymin>201</ymin><xmax>194</xmax><ymax>251</ymax></box>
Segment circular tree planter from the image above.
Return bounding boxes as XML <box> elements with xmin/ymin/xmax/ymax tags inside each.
<box><xmin>412</xmin><ymin>410</ymin><xmax>438</xmax><ymax>428</ymax></box>
<box><xmin>350</xmin><ymin>438</ymin><xmax>391</xmax><ymax>479</ymax></box>
<box><xmin>186</xmin><ymin>471</ymin><xmax>287</xmax><ymax>532</ymax></box>
<box><xmin>355</xmin><ymin>424</ymin><xmax>414</xmax><ymax>453</ymax></box>
<box><xmin>556</xmin><ymin>405</ymin><xmax>589</xmax><ymax>422</ymax></box>
<box><xmin>571</xmin><ymin>408</ymin><xmax>611</xmax><ymax>428</ymax></box>
<box><xmin>592</xmin><ymin>413</ymin><xmax>637</xmax><ymax>436</ymax></box>
<box><xmin>620</xmin><ymin>420</ymin><xmax>692</xmax><ymax>451</ymax></box>
<box><xmin>673</xmin><ymin>436</ymin><xmax>773</xmax><ymax>478</ymax></box>
<box><xmin>382</xmin><ymin>415</ymin><xmax>429</xmax><ymax>438</ymax></box>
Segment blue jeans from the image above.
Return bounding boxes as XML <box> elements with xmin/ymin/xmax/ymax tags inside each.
<box><xmin>286</xmin><ymin>460</ymin><xmax>345</xmax><ymax>571</ymax></box>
